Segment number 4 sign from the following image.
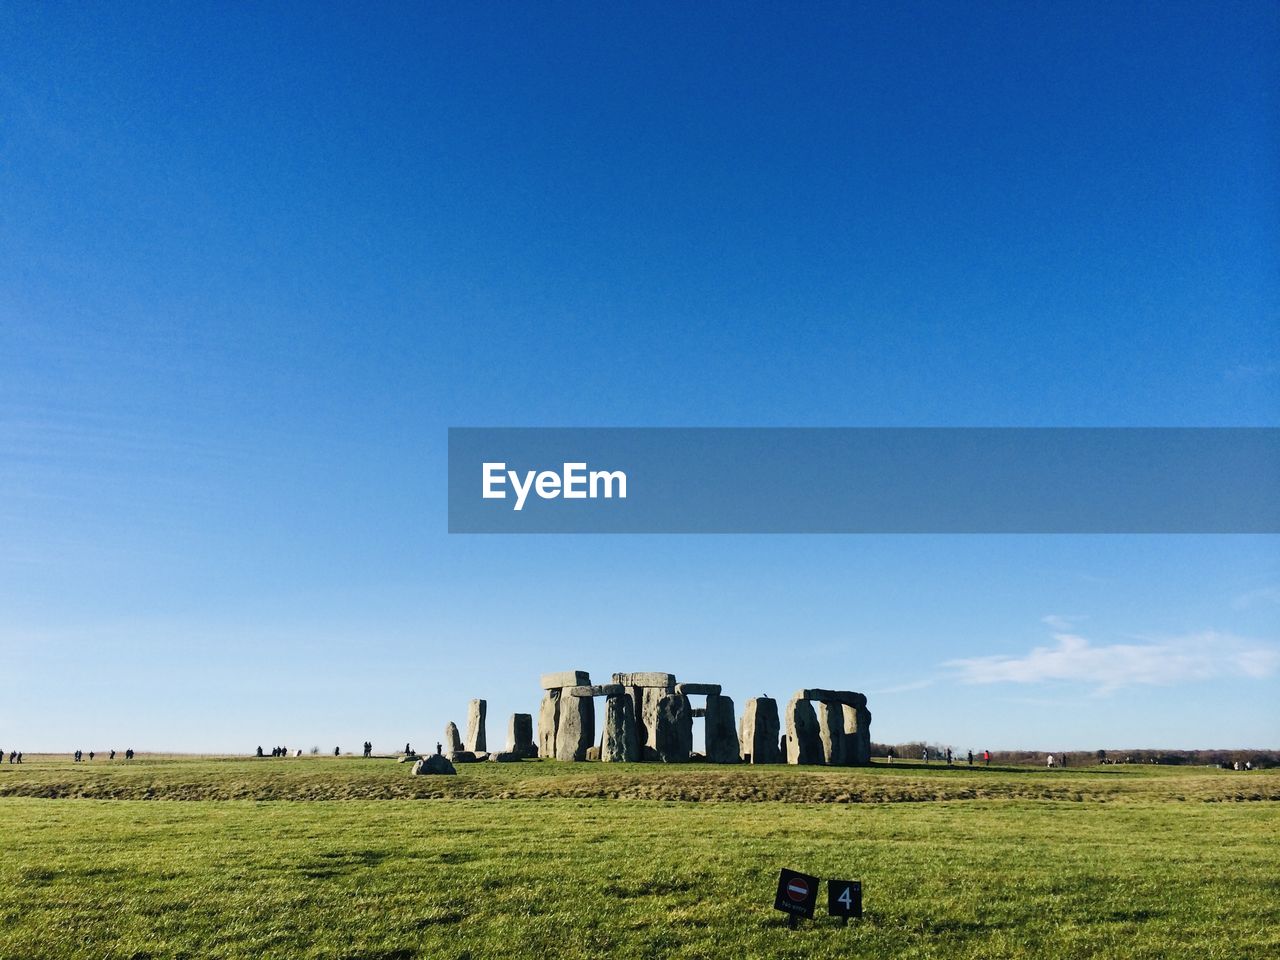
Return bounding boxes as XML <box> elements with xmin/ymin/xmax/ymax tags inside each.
<box><xmin>828</xmin><ymin>879</ymin><xmax>862</xmax><ymax>922</ymax></box>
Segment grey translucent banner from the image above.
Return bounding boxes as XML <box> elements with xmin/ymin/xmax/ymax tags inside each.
<box><xmin>447</xmin><ymin>428</ymin><xmax>1280</xmax><ymax>533</ymax></box>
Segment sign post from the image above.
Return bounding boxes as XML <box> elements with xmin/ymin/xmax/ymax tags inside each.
<box><xmin>774</xmin><ymin>868</ymin><xmax>819</xmax><ymax>928</ymax></box>
<box><xmin>827</xmin><ymin>878</ymin><xmax>862</xmax><ymax>925</ymax></box>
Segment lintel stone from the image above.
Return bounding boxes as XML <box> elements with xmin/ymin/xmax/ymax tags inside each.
<box><xmin>611</xmin><ymin>672</ymin><xmax>676</xmax><ymax>688</ymax></box>
<box><xmin>541</xmin><ymin>670</ymin><xmax>590</xmax><ymax>690</ymax></box>
<box><xmin>675</xmin><ymin>682</ymin><xmax>721</xmax><ymax>696</ymax></box>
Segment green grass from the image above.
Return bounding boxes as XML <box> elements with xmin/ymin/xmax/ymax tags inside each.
<box><xmin>0</xmin><ymin>758</ymin><xmax>1277</xmax><ymax>959</ymax></box>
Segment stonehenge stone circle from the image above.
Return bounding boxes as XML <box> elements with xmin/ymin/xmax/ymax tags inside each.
<box><xmin>466</xmin><ymin>698</ymin><xmax>487</xmax><ymax>753</ymax></box>
<box><xmin>517</xmin><ymin>669</ymin><xmax>869</xmax><ymax>767</ymax></box>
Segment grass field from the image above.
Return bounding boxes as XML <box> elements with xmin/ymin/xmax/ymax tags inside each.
<box><xmin>1</xmin><ymin>757</ymin><xmax>1276</xmax><ymax>959</ymax></box>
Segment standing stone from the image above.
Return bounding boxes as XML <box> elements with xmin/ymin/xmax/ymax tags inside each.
<box><xmin>704</xmin><ymin>694</ymin><xmax>740</xmax><ymax>763</ymax></box>
<box><xmin>508</xmin><ymin>713</ymin><xmax>536</xmax><ymax>758</ymax></box>
<box><xmin>785</xmin><ymin>698</ymin><xmax>823</xmax><ymax>765</ymax></box>
<box><xmin>626</xmin><ymin>686</ymin><xmax>644</xmax><ymax>757</ymax></box>
<box><xmin>637</xmin><ymin>687</ymin><xmax>667</xmax><ymax>760</ymax></box>
<box><xmin>444</xmin><ymin>721</ymin><xmax>464</xmax><ymax>754</ymax></box>
<box><xmin>843</xmin><ymin>703</ymin><xmax>872</xmax><ymax>766</ymax></box>
<box><xmin>653</xmin><ymin>693</ymin><xmax>693</xmax><ymax>762</ymax></box>
<box><xmin>466</xmin><ymin>699</ymin><xmax>487</xmax><ymax>753</ymax></box>
<box><xmin>602</xmin><ymin>694</ymin><xmax>638</xmax><ymax>762</ymax></box>
<box><xmin>538</xmin><ymin>689</ymin><xmax>561</xmax><ymax>759</ymax></box>
<box><xmin>739</xmin><ymin>697</ymin><xmax>782</xmax><ymax>764</ymax></box>
<box><xmin>815</xmin><ymin>700</ymin><xmax>845</xmax><ymax>766</ymax></box>
<box><xmin>555</xmin><ymin>691</ymin><xmax>594</xmax><ymax>761</ymax></box>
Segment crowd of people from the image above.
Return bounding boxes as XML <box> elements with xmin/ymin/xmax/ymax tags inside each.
<box><xmin>3</xmin><ymin>750</ymin><xmax>24</xmax><ymax>763</ymax></box>
<box><xmin>71</xmin><ymin>748</ymin><xmax>133</xmax><ymax>761</ymax></box>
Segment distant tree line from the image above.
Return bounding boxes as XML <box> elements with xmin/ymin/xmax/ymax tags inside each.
<box><xmin>870</xmin><ymin>743</ymin><xmax>1277</xmax><ymax>768</ymax></box>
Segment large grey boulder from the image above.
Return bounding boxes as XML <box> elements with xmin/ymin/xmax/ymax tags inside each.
<box><xmin>785</xmin><ymin>698</ymin><xmax>823</xmax><ymax>765</ymax></box>
<box><xmin>412</xmin><ymin>755</ymin><xmax>456</xmax><ymax>775</ymax></box>
<box><xmin>541</xmin><ymin>670</ymin><xmax>590</xmax><ymax>690</ymax></box>
<box><xmin>447</xmin><ymin>750</ymin><xmax>478</xmax><ymax>763</ymax></box>
<box><xmin>537</xmin><ymin>689</ymin><xmax>561</xmax><ymax>759</ymax></box>
<box><xmin>815</xmin><ymin>700</ymin><xmax>845</xmax><ymax>766</ymax></box>
<box><xmin>444</xmin><ymin>721</ymin><xmax>465</xmax><ymax>755</ymax></box>
<box><xmin>602</xmin><ymin>693</ymin><xmax>638</xmax><ymax>762</ymax></box>
<box><xmin>488</xmin><ymin>751</ymin><xmax>521</xmax><ymax>762</ymax></box>
<box><xmin>466</xmin><ymin>699</ymin><xmax>487</xmax><ymax>753</ymax></box>
<box><xmin>704</xmin><ymin>694</ymin><xmax>740</xmax><ymax>763</ymax></box>
<box><xmin>555</xmin><ymin>691</ymin><xmax>594</xmax><ymax>761</ymax></box>
<box><xmin>740</xmin><ymin>697</ymin><xmax>782</xmax><ymax>764</ymax></box>
<box><xmin>508</xmin><ymin>712</ymin><xmax>537</xmax><ymax>758</ymax></box>
<box><xmin>653</xmin><ymin>693</ymin><xmax>693</xmax><ymax>762</ymax></box>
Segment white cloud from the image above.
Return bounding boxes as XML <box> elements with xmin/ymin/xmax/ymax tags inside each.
<box><xmin>1041</xmin><ymin>613</ymin><xmax>1086</xmax><ymax>631</ymax></box>
<box><xmin>946</xmin><ymin>630</ymin><xmax>1279</xmax><ymax>694</ymax></box>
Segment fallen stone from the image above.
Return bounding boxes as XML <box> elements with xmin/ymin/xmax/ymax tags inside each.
<box><xmin>705</xmin><ymin>693</ymin><xmax>740</xmax><ymax>763</ymax></box>
<box><xmin>611</xmin><ymin>672</ymin><xmax>676</xmax><ymax>689</ymax></box>
<box><xmin>565</xmin><ymin>683</ymin><xmax>624</xmax><ymax>698</ymax></box>
<box><xmin>466</xmin><ymin>699</ymin><xmax>487</xmax><ymax>753</ymax></box>
<box><xmin>653</xmin><ymin>693</ymin><xmax>693</xmax><ymax>762</ymax></box>
<box><xmin>541</xmin><ymin>670</ymin><xmax>590</xmax><ymax>690</ymax></box>
<box><xmin>412</xmin><ymin>755</ymin><xmax>456</xmax><ymax>775</ymax></box>
<box><xmin>397</xmin><ymin>754</ymin><xmax>419</xmax><ymax>763</ymax></box>
<box><xmin>488</xmin><ymin>751</ymin><xmax>521</xmax><ymax>762</ymax></box>
<box><xmin>538</xmin><ymin>689</ymin><xmax>561</xmax><ymax>759</ymax></box>
<box><xmin>602</xmin><ymin>693</ymin><xmax>638</xmax><ymax>762</ymax></box>
<box><xmin>447</xmin><ymin>751</ymin><xmax>478</xmax><ymax>763</ymax></box>
<box><xmin>674</xmin><ymin>682</ymin><xmax>721</xmax><ymax>696</ymax></box>
<box><xmin>785</xmin><ymin>698</ymin><xmax>823</xmax><ymax>765</ymax></box>
<box><xmin>740</xmin><ymin>697</ymin><xmax>782</xmax><ymax>764</ymax></box>
<box><xmin>555</xmin><ymin>691</ymin><xmax>594</xmax><ymax>761</ymax></box>
<box><xmin>444</xmin><ymin>722</ymin><xmax>465</xmax><ymax>754</ymax></box>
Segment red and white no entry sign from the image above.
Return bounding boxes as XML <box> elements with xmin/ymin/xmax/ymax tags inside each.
<box><xmin>786</xmin><ymin>877</ymin><xmax>810</xmax><ymax>902</ymax></box>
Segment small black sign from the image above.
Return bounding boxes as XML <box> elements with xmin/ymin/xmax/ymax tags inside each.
<box><xmin>828</xmin><ymin>879</ymin><xmax>862</xmax><ymax>919</ymax></box>
<box><xmin>774</xmin><ymin>868</ymin><xmax>819</xmax><ymax>918</ymax></box>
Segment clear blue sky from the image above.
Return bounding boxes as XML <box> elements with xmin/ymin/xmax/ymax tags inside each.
<box><xmin>2</xmin><ymin>2</ymin><xmax>1277</xmax><ymax>752</ymax></box>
